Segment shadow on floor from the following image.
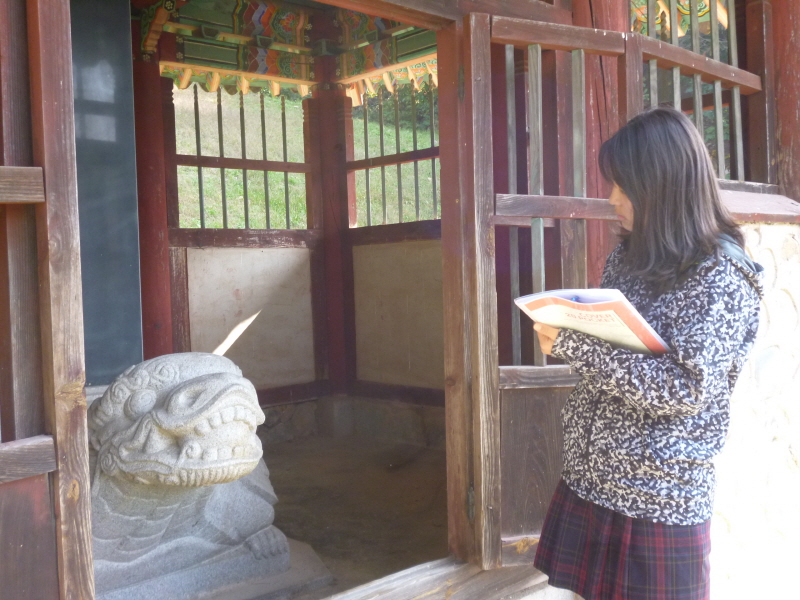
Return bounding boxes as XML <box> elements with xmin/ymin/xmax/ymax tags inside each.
<box><xmin>262</xmin><ymin>435</ymin><xmax>449</xmax><ymax>599</ymax></box>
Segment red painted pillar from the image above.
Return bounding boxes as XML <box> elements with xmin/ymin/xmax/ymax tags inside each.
<box><xmin>573</xmin><ymin>0</ymin><xmax>628</xmax><ymax>285</ymax></box>
<box><xmin>772</xmin><ymin>2</ymin><xmax>800</xmax><ymax>200</ymax></box>
<box><xmin>132</xmin><ymin>23</ymin><xmax>174</xmax><ymax>358</ymax></box>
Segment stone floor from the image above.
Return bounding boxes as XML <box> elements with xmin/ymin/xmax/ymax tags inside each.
<box><xmin>261</xmin><ymin>435</ymin><xmax>449</xmax><ymax>599</ymax></box>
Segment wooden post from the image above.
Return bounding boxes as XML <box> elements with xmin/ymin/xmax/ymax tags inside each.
<box><xmin>0</xmin><ymin>0</ymin><xmax>44</xmax><ymax>442</ymax></box>
<box><xmin>133</xmin><ymin>49</ymin><xmax>175</xmax><ymax>359</ymax></box>
<box><xmin>771</xmin><ymin>1</ymin><xmax>800</xmax><ymax>199</ymax></box>
<box><xmin>746</xmin><ymin>0</ymin><xmax>777</xmax><ymax>184</ymax></box>
<box><xmin>574</xmin><ymin>0</ymin><xmax>629</xmax><ymax>286</ymax></box>
<box><xmin>27</xmin><ymin>0</ymin><xmax>94</xmax><ymax>597</ymax></box>
<box><xmin>306</xmin><ymin>56</ymin><xmax>355</xmax><ymax>392</ymax></box>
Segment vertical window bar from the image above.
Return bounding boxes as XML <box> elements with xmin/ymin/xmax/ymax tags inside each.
<box><xmin>647</xmin><ymin>0</ymin><xmax>658</xmax><ymax>107</ymax></box>
<box><xmin>563</xmin><ymin>48</ymin><xmax>588</xmax><ymax>290</ymax></box>
<box><xmin>394</xmin><ymin>90</ymin><xmax>403</xmax><ymax>222</ymax></box>
<box><xmin>727</xmin><ymin>0</ymin><xmax>745</xmax><ymax>180</ymax></box>
<box><xmin>378</xmin><ymin>89</ymin><xmax>387</xmax><ymax>224</ymax></box>
<box><xmin>531</xmin><ymin>217</ymin><xmax>546</xmax><ymax>366</ymax></box>
<box><xmin>217</xmin><ymin>88</ymin><xmax>228</xmax><ymax>228</ymax></box>
<box><xmin>506</xmin><ymin>45</ymin><xmax>521</xmax><ymax>366</ymax></box>
<box><xmin>363</xmin><ymin>92</ymin><xmax>371</xmax><ymax>226</ymax></box>
<box><xmin>670</xmin><ymin>0</ymin><xmax>681</xmax><ymax>109</ymax></box>
<box><xmin>690</xmin><ymin>0</ymin><xmax>704</xmax><ymax>132</ymax></box>
<box><xmin>527</xmin><ymin>44</ymin><xmax>544</xmax><ymax>195</ymax></box>
<box><xmin>260</xmin><ymin>91</ymin><xmax>271</xmax><ymax>228</ymax></box>
<box><xmin>429</xmin><ymin>84</ymin><xmax>437</xmax><ymax>218</ymax></box>
<box><xmin>710</xmin><ymin>0</ymin><xmax>725</xmax><ymax>177</ymax></box>
<box><xmin>411</xmin><ymin>88</ymin><xmax>420</xmax><ymax>219</ymax></box>
<box><xmin>193</xmin><ymin>84</ymin><xmax>205</xmax><ymax>228</ymax></box>
<box><xmin>281</xmin><ymin>94</ymin><xmax>290</xmax><ymax>229</ymax></box>
<box><xmin>239</xmin><ymin>91</ymin><xmax>250</xmax><ymax>228</ymax></box>
<box><xmin>527</xmin><ymin>44</ymin><xmax>544</xmax><ymax>364</ymax></box>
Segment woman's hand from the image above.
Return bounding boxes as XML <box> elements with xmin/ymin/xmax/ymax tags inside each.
<box><xmin>533</xmin><ymin>323</ymin><xmax>560</xmax><ymax>355</ymax></box>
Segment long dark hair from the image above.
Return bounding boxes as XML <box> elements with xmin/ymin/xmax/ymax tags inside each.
<box><xmin>599</xmin><ymin>106</ymin><xmax>742</xmax><ymax>292</ymax></box>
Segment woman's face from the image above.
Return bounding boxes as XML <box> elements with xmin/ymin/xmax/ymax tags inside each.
<box><xmin>609</xmin><ymin>183</ymin><xmax>634</xmax><ymax>231</ymax></box>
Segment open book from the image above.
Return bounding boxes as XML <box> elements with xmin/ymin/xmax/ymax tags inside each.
<box><xmin>514</xmin><ymin>289</ymin><xmax>670</xmax><ymax>354</ymax></box>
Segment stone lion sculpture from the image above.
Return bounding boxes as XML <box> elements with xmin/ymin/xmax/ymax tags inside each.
<box><xmin>88</xmin><ymin>353</ymin><xmax>290</xmax><ymax>599</ymax></box>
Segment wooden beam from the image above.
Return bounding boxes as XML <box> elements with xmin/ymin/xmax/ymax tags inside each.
<box><xmin>347</xmin><ymin>220</ymin><xmax>441</xmax><ymax>246</ymax></box>
<box><xmin>0</xmin><ymin>435</ymin><xmax>56</xmax><ymax>483</ymax></box>
<box><xmin>337</xmin><ymin>52</ymin><xmax>438</xmax><ymax>85</ymax></box>
<box><xmin>491</xmin><ymin>17</ymin><xmax>626</xmax><ymax>56</ymax></box>
<box><xmin>438</xmin><ymin>20</ymin><xmax>478</xmax><ymax>565</ymax></box>
<box><xmin>0</xmin><ymin>0</ymin><xmax>45</xmax><ymax>444</ymax></box>
<box><xmin>498</xmin><ymin>366</ymin><xmax>580</xmax><ymax>389</ymax></box>
<box><xmin>772</xmin><ymin>0</ymin><xmax>800</xmax><ymax>200</ymax></box>
<box><xmin>0</xmin><ymin>166</ymin><xmax>45</xmax><ymax>203</ymax></box>
<box><xmin>464</xmin><ymin>12</ymin><xmax>501</xmax><ymax>571</ymax></box>
<box><xmin>134</xmin><ymin>58</ymin><xmax>174</xmax><ymax>360</ymax></box>
<box><xmin>638</xmin><ymin>34</ymin><xmax>762</xmax><ymax>94</ymax></box>
<box><xmin>169</xmin><ymin>247</ymin><xmax>191</xmax><ymax>353</ymax></box>
<box><xmin>169</xmin><ymin>227</ymin><xmax>322</xmax><ymax>249</ymax></box>
<box><xmin>346</xmin><ymin>146</ymin><xmax>439</xmax><ymax>171</ymax></box>
<box><xmin>496</xmin><ymin>190</ymin><xmax>800</xmax><ymax>224</ymax></box>
<box><xmin>27</xmin><ymin>0</ymin><xmax>94</xmax><ymax>597</ymax></box>
<box><xmin>175</xmin><ymin>154</ymin><xmax>311</xmax><ymax>174</ymax></box>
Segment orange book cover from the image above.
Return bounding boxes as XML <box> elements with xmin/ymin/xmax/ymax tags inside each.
<box><xmin>514</xmin><ymin>289</ymin><xmax>670</xmax><ymax>354</ymax></box>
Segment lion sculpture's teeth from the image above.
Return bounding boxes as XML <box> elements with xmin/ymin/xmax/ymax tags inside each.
<box><xmin>158</xmin><ymin>464</ymin><xmax>256</xmax><ymax>486</ymax></box>
<box><xmin>194</xmin><ymin>404</ymin><xmax>260</xmax><ymax>436</ymax></box>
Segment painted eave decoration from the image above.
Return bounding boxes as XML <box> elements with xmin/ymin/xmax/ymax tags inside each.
<box><xmin>139</xmin><ymin>0</ymin><xmax>438</xmax><ymax>100</ymax></box>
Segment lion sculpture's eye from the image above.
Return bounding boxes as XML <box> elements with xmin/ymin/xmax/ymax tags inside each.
<box><xmin>125</xmin><ymin>390</ymin><xmax>158</xmax><ymax>420</ymax></box>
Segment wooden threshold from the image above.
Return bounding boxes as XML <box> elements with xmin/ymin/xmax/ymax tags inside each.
<box><xmin>499</xmin><ymin>365</ymin><xmax>580</xmax><ymax>389</ymax></box>
<box><xmin>317</xmin><ymin>556</ymin><xmax>548</xmax><ymax>600</ymax></box>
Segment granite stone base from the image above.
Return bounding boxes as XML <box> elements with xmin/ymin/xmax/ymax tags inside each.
<box><xmin>98</xmin><ymin>539</ymin><xmax>332</xmax><ymax>600</ymax></box>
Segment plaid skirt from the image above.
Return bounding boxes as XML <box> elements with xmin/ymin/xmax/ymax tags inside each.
<box><xmin>533</xmin><ymin>480</ymin><xmax>710</xmax><ymax>600</ymax></box>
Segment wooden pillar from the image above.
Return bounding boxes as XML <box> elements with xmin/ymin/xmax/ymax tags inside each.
<box><xmin>27</xmin><ymin>0</ymin><xmax>95</xmax><ymax>596</ymax></box>
<box><xmin>573</xmin><ymin>0</ymin><xmax>628</xmax><ymax>285</ymax></box>
<box><xmin>133</xmin><ymin>65</ymin><xmax>175</xmax><ymax>359</ymax></box>
<box><xmin>771</xmin><ymin>1</ymin><xmax>800</xmax><ymax>199</ymax></box>
<box><xmin>745</xmin><ymin>0</ymin><xmax>777</xmax><ymax>184</ymax></box>
<box><xmin>0</xmin><ymin>0</ymin><xmax>44</xmax><ymax>442</ymax></box>
<box><xmin>305</xmin><ymin>56</ymin><xmax>356</xmax><ymax>393</ymax></box>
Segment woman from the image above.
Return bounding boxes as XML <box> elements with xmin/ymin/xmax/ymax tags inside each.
<box><xmin>532</xmin><ymin>107</ymin><xmax>762</xmax><ymax>600</ymax></box>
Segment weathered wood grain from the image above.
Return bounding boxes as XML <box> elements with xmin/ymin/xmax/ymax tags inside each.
<box><xmin>746</xmin><ymin>1</ymin><xmax>777</xmax><ymax>184</ymax></box>
<box><xmin>496</xmin><ymin>194</ymin><xmax>617</xmax><ymax>220</ymax></box>
<box><xmin>438</xmin><ymin>21</ymin><xmax>478</xmax><ymax>565</ymax></box>
<box><xmin>492</xmin><ymin>17</ymin><xmax>625</xmax><ymax>56</ymax></box>
<box><xmin>0</xmin><ymin>166</ymin><xmax>44</xmax><ymax>204</ymax></box>
<box><xmin>0</xmin><ymin>435</ymin><xmax>56</xmax><ymax>483</ymax></box>
<box><xmin>638</xmin><ymin>34</ymin><xmax>762</xmax><ymax>94</ymax></box>
<box><xmin>720</xmin><ymin>190</ymin><xmax>800</xmax><ymax>223</ymax></box>
<box><xmin>0</xmin><ymin>205</ymin><xmax>44</xmax><ymax>441</ymax></box>
<box><xmin>499</xmin><ymin>387</ymin><xmax>570</xmax><ymax>566</ymax></box>
<box><xmin>772</xmin><ymin>0</ymin><xmax>800</xmax><ymax>200</ymax></box>
<box><xmin>27</xmin><ymin>0</ymin><xmax>94</xmax><ymax>596</ymax></box>
<box><xmin>169</xmin><ymin>227</ymin><xmax>322</xmax><ymax>249</ymax></box>
<box><xmin>465</xmin><ymin>13</ymin><xmax>502</xmax><ymax>570</ymax></box>
<box><xmin>499</xmin><ymin>365</ymin><xmax>580</xmax><ymax>389</ymax></box>
<box><xmin>0</xmin><ymin>475</ymin><xmax>59</xmax><ymax>599</ymax></box>
<box><xmin>347</xmin><ymin>220</ymin><xmax>441</xmax><ymax>246</ymax></box>
<box><xmin>169</xmin><ymin>247</ymin><xmax>191</xmax><ymax>353</ymax></box>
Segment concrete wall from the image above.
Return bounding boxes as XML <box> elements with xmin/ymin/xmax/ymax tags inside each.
<box><xmin>187</xmin><ymin>247</ymin><xmax>315</xmax><ymax>389</ymax></box>
<box><xmin>711</xmin><ymin>223</ymin><xmax>800</xmax><ymax>599</ymax></box>
<box><xmin>352</xmin><ymin>240</ymin><xmax>444</xmax><ymax>389</ymax></box>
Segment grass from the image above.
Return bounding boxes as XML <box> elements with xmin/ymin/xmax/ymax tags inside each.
<box><xmin>173</xmin><ymin>84</ymin><xmax>439</xmax><ymax>229</ymax></box>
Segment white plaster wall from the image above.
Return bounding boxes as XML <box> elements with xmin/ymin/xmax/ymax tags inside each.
<box><xmin>187</xmin><ymin>247</ymin><xmax>315</xmax><ymax>389</ymax></box>
<box><xmin>711</xmin><ymin>223</ymin><xmax>800</xmax><ymax>599</ymax></box>
<box><xmin>353</xmin><ymin>240</ymin><xmax>444</xmax><ymax>389</ymax></box>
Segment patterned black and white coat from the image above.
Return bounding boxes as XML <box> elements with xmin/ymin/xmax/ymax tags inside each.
<box><xmin>551</xmin><ymin>241</ymin><xmax>763</xmax><ymax>525</ymax></box>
